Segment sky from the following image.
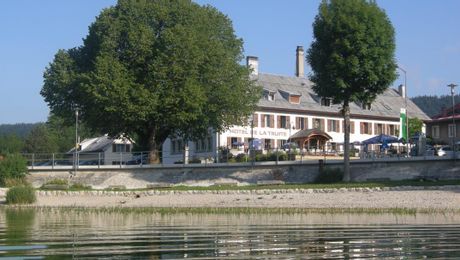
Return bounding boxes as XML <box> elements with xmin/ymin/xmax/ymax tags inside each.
<box><xmin>1</xmin><ymin>0</ymin><xmax>459</xmax><ymax>124</ymax></box>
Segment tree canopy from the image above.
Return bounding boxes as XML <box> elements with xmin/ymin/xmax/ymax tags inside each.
<box><xmin>41</xmin><ymin>0</ymin><xmax>260</xmax><ymax>161</ymax></box>
<box><xmin>307</xmin><ymin>0</ymin><xmax>397</xmax><ymax>181</ymax></box>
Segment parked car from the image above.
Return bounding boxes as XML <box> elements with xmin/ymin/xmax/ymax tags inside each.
<box><xmin>437</xmin><ymin>146</ymin><xmax>453</xmax><ymax>157</ymax></box>
<box><xmin>126</xmin><ymin>153</ymin><xmax>149</xmax><ymax>165</ymax></box>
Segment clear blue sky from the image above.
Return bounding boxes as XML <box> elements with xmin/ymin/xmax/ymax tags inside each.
<box><xmin>1</xmin><ymin>0</ymin><xmax>459</xmax><ymax>124</ymax></box>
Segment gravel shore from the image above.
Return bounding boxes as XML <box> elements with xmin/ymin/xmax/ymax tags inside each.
<box><xmin>33</xmin><ymin>186</ymin><xmax>460</xmax><ymax>210</ymax></box>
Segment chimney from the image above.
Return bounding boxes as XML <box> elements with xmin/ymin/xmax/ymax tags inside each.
<box><xmin>246</xmin><ymin>56</ymin><xmax>259</xmax><ymax>76</ymax></box>
<box><xmin>296</xmin><ymin>46</ymin><xmax>304</xmax><ymax>78</ymax></box>
<box><xmin>398</xmin><ymin>84</ymin><xmax>406</xmax><ymax>98</ymax></box>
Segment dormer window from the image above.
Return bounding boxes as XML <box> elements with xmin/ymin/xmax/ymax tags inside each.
<box><xmin>362</xmin><ymin>102</ymin><xmax>371</xmax><ymax>110</ymax></box>
<box><xmin>321</xmin><ymin>98</ymin><xmax>331</xmax><ymax>107</ymax></box>
<box><xmin>289</xmin><ymin>95</ymin><xmax>301</xmax><ymax>104</ymax></box>
<box><xmin>263</xmin><ymin>89</ymin><xmax>276</xmax><ymax>101</ymax></box>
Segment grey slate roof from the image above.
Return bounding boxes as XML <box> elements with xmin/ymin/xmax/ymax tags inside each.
<box><xmin>255</xmin><ymin>73</ymin><xmax>430</xmax><ymax>121</ymax></box>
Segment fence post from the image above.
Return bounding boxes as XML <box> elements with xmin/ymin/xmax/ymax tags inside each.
<box><xmin>276</xmin><ymin>148</ymin><xmax>279</xmax><ymax>165</ymax></box>
<box><xmin>98</xmin><ymin>152</ymin><xmax>101</xmax><ymax>168</ymax></box>
<box><xmin>31</xmin><ymin>154</ymin><xmax>35</xmax><ymax>169</ymax></box>
<box><xmin>52</xmin><ymin>153</ymin><xmax>55</xmax><ymax>170</ymax></box>
<box><xmin>120</xmin><ymin>152</ymin><xmax>123</xmax><ymax>168</ymax></box>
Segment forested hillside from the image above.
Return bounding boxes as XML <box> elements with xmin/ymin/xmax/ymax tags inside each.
<box><xmin>0</xmin><ymin>123</ymin><xmax>43</xmax><ymax>138</ymax></box>
<box><xmin>411</xmin><ymin>94</ymin><xmax>460</xmax><ymax>118</ymax></box>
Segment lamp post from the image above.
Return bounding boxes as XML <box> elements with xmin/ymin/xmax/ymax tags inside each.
<box><xmin>74</xmin><ymin>107</ymin><xmax>79</xmax><ymax>175</ymax></box>
<box><xmin>397</xmin><ymin>65</ymin><xmax>409</xmax><ymax>155</ymax></box>
<box><xmin>249</xmin><ymin>114</ymin><xmax>254</xmax><ymax>165</ymax></box>
<box><xmin>448</xmin><ymin>83</ymin><xmax>457</xmax><ymax>159</ymax></box>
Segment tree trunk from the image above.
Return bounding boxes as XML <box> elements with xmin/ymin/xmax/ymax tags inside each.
<box><xmin>148</xmin><ymin>131</ymin><xmax>161</xmax><ymax>164</ymax></box>
<box><xmin>342</xmin><ymin>100</ymin><xmax>351</xmax><ymax>182</ymax></box>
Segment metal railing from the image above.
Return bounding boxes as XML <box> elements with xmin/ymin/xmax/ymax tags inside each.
<box><xmin>23</xmin><ymin>147</ymin><xmax>454</xmax><ymax>170</ymax></box>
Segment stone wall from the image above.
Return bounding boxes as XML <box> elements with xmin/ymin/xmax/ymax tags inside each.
<box><xmin>27</xmin><ymin>158</ymin><xmax>460</xmax><ymax>189</ymax></box>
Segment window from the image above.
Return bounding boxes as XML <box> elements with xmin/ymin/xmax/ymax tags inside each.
<box><xmin>448</xmin><ymin>124</ymin><xmax>456</xmax><ymax>138</ymax></box>
<box><xmin>231</xmin><ymin>137</ymin><xmax>238</xmax><ymax>149</ymax></box>
<box><xmin>171</xmin><ymin>139</ymin><xmax>183</xmax><ymax>154</ymax></box>
<box><xmin>296</xmin><ymin>117</ymin><xmax>308</xmax><ymax>130</ymax></box>
<box><xmin>112</xmin><ymin>143</ymin><xmax>129</xmax><ymax>153</ymax></box>
<box><xmin>289</xmin><ymin>95</ymin><xmax>301</xmax><ymax>104</ymax></box>
<box><xmin>279</xmin><ymin>115</ymin><xmax>289</xmax><ymax>129</ymax></box>
<box><xmin>262</xmin><ymin>114</ymin><xmax>273</xmax><ymax>128</ymax></box>
<box><xmin>363</xmin><ymin>103</ymin><xmax>371</xmax><ymax>110</ymax></box>
<box><xmin>264</xmin><ymin>91</ymin><xmax>275</xmax><ymax>101</ymax></box>
<box><xmin>328</xmin><ymin>119</ymin><xmax>340</xmax><ymax>133</ymax></box>
<box><xmin>313</xmin><ymin>118</ymin><xmax>324</xmax><ymax>130</ymax></box>
<box><xmin>342</xmin><ymin>121</ymin><xmax>355</xmax><ymax>134</ymax></box>
<box><xmin>388</xmin><ymin>124</ymin><xmax>396</xmax><ymax>136</ymax></box>
<box><xmin>375</xmin><ymin>123</ymin><xmax>384</xmax><ymax>135</ymax></box>
<box><xmin>360</xmin><ymin>122</ymin><xmax>372</xmax><ymax>135</ymax></box>
<box><xmin>321</xmin><ymin>98</ymin><xmax>331</xmax><ymax>107</ymax></box>
<box><xmin>264</xmin><ymin>139</ymin><xmax>272</xmax><ymax>150</ymax></box>
<box><xmin>432</xmin><ymin>125</ymin><xmax>440</xmax><ymax>138</ymax></box>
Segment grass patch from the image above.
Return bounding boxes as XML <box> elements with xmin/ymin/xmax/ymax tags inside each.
<box><xmin>11</xmin><ymin>206</ymin><xmax>460</xmax><ymax>215</ymax></box>
<box><xmin>6</xmin><ymin>186</ymin><xmax>36</xmax><ymax>204</ymax></box>
<box><xmin>44</xmin><ymin>179</ymin><xmax>68</xmax><ymax>185</ymax></box>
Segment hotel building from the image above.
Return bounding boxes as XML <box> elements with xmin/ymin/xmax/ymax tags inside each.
<box><xmin>162</xmin><ymin>47</ymin><xmax>430</xmax><ymax>164</ymax></box>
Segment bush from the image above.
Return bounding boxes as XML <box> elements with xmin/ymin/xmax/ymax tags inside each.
<box><xmin>235</xmin><ymin>153</ymin><xmax>249</xmax><ymax>162</ymax></box>
<box><xmin>0</xmin><ymin>154</ymin><xmax>28</xmax><ymax>187</ymax></box>
<box><xmin>255</xmin><ymin>153</ymin><xmax>267</xmax><ymax>162</ymax></box>
<box><xmin>6</xmin><ymin>185</ymin><xmax>36</xmax><ymax>204</ymax></box>
<box><xmin>268</xmin><ymin>151</ymin><xmax>288</xmax><ymax>161</ymax></box>
<box><xmin>70</xmin><ymin>183</ymin><xmax>92</xmax><ymax>190</ymax></box>
<box><xmin>4</xmin><ymin>178</ymin><xmax>29</xmax><ymax>187</ymax></box>
<box><xmin>45</xmin><ymin>178</ymin><xmax>68</xmax><ymax>185</ymax></box>
<box><xmin>315</xmin><ymin>167</ymin><xmax>344</xmax><ymax>183</ymax></box>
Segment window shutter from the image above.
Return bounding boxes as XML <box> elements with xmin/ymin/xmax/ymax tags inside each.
<box><xmin>350</xmin><ymin>121</ymin><xmax>355</xmax><ymax>134</ymax></box>
<box><xmin>335</xmin><ymin>120</ymin><xmax>340</xmax><ymax>132</ymax></box>
<box><xmin>261</xmin><ymin>114</ymin><xmax>265</xmax><ymax>127</ymax></box>
<box><xmin>270</xmin><ymin>115</ymin><xmax>275</xmax><ymax>128</ymax></box>
<box><xmin>360</xmin><ymin>123</ymin><xmax>364</xmax><ymax>134</ymax></box>
<box><xmin>327</xmin><ymin>120</ymin><xmax>331</xmax><ymax>131</ymax></box>
<box><xmin>320</xmin><ymin>119</ymin><xmax>325</xmax><ymax>131</ymax></box>
<box><xmin>112</xmin><ymin>144</ymin><xmax>116</xmax><ymax>152</ymax></box>
<box><xmin>253</xmin><ymin>113</ymin><xmax>258</xmax><ymax>127</ymax></box>
<box><xmin>305</xmin><ymin>118</ymin><xmax>308</xmax><ymax>129</ymax></box>
<box><xmin>277</xmin><ymin>115</ymin><xmax>281</xmax><ymax>128</ymax></box>
<box><xmin>286</xmin><ymin>116</ymin><xmax>290</xmax><ymax>129</ymax></box>
<box><xmin>296</xmin><ymin>117</ymin><xmax>300</xmax><ymax>129</ymax></box>
<box><xmin>227</xmin><ymin>137</ymin><xmax>231</xmax><ymax>147</ymax></box>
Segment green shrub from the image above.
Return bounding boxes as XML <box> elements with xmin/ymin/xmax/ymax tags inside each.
<box><xmin>0</xmin><ymin>154</ymin><xmax>28</xmax><ymax>187</ymax></box>
<box><xmin>4</xmin><ymin>178</ymin><xmax>29</xmax><ymax>187</ymax></box>
<box><xmin>70</xmin><ymin>183</ymin><xmax>92</xmax><ymax>190</ymax></box>
<box><xmin>255</xmin><ymin>153</ymin><xmax>267</xmax><ymax>162</ymax></box>
<box><xmin>268</xmin><ymin>151</ymin><xmax>288</xmax><ymax>161</ymax></box>
<box><xmin>315</xmin><ymin>167</ymin><xmax>344</xmax><ymax>183</ymax></box>
<box><xmin>6</xmin><ymin>186</ymin><xmax>36</xmax><ymax>204</ymax></box>
<box><xmin>45</xmin><ymin>178</ymin><xmax>68</xmax><ymax>185</ymax></box>
<box><xmin>235</xmin><ymin>153</ymin><xmax>249</xmax><ymax>162</ymax></box>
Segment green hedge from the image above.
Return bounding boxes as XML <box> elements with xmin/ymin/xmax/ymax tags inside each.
<box><xmin>0</xmin><ymin>154</ymin><xmax>28</xmax><ymax>187</ymax></box>
<box><xmin>6</xmin><ymin>186</ymin><xmax>36</xmax><ymax>204</ymax></box>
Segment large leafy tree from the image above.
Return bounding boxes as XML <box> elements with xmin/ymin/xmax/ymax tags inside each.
<box><xmin>41</xmin><ymin>0</ymin><xmax>260</xmax><ymax>162</ymax></box>
<box><xmin>307</xmin><ymin>0</ymin><xmax>397</xmax><ymax>181</ymax></box>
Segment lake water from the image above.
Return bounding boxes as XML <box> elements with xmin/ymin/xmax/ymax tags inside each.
<box><xmin>0</xmin><ymin>209</ymin><xmax>460</xmax><ymax>259</ymax></box>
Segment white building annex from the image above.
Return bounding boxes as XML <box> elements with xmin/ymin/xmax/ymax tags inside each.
<box><xmin>162</xmin><ymin>46</ymin><xmax>430</xmax><ymax>164</ymax></box>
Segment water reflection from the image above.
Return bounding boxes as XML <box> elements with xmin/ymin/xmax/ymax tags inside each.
<box><xmin>0</xmin><ymin>209</ymin><xmax>458</xmax><ymax>258</ymax></box>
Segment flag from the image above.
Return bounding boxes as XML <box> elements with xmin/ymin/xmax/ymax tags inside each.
<box><xmin>400</xmin><ymin>108</ymin><xmax>407</xmax><ymax>141</ymax></box>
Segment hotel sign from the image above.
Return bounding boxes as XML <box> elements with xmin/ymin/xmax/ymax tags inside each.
<box><xmin>228</xmin><ymin>128</ymin><xmax>289</xmax><ymax>138</ymax></box>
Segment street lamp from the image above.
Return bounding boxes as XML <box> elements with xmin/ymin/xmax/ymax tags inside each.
<box><xmin>74</xmin><ymin>107</ymin><xmax>79</xmax><ymax>175</ymax></box>
<box><xmin>397</xmin><ymin>65</ymin><xmax>409</xmax><ymax>155</ymax></box>
<box><xmin>447</xmin><ymin>83</ymin><xmax>457</xmax><ymax>159</ymax></box>
<box><xmin>249</xmin><ymin>114</ymin><xmax>255</xmax><ymax>165</ymax></box>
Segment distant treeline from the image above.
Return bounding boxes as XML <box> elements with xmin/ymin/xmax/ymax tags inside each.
<box><xmin>0</xmin><ymin>123</ymin><xmax>43</xmax><ymax>138</ymax></box>
<box><xmin>411</xmin><ymin>94</ymin><xmax>460</xmax><ymax>118</ymax></box>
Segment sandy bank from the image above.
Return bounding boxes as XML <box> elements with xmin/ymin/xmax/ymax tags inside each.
<box><xmin>31</xmin><ymin>186</ymin><xmax>460</xmax><ymax>211</ymax></box>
